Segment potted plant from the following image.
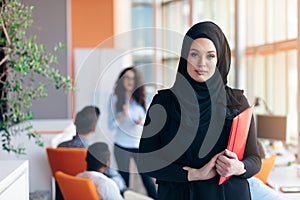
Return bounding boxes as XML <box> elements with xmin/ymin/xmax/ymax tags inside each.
<box><xmin>0</xmin><ymin>0</ymin><xmax>72</xmax><ymax>154</ymax></box>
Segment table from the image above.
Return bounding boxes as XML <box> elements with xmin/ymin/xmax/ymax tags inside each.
<box><xmin>0</xmin><ymin>160</ymin><xmax>29</xmax><ymax>200</ymax></box>
<box><xmin>268</xmin><ymin>164</ymin><xmax>300</xmax><ymax>200</ymax></box>
<box><xmin>0</xmin><ymin>119</ymin><xmax>75</xmax><ymax>196</ymax></box>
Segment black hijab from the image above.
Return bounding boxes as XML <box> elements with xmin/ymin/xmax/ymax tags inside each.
<box><xmin>177</xmin><ymin>21</ymin><xmax>231</xmax><ymax>85</ymax></box>
<box><xmin>170</xmin><ymin>21</ymin><xmax>231</xmax><ymax>158</ymax></box>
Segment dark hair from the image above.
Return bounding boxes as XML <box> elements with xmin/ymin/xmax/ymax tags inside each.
<box><xmin>74</xmin><ymin>106</ymin><xmax>100</xmax><ymax>135</ymax></box>
<box><xmin>114</xmin><ymin>66</ymin><xmax>146</xmax><ymax>112</ymax></box>
<box><xmin>86</xmin><ymin>142</ymin><xmax>110</xmax><ymax>171</ymax></box>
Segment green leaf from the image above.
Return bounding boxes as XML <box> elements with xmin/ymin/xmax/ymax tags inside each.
<box><xmin>0</xmin><ymin>0</ymin><xmax>72</xmax><ymax>154</ymax></box>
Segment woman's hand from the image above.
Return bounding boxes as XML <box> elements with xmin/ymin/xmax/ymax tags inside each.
<box><xmin>116</xmin><ymin>104</ymin><xmax>129</xmax><ymax>123</ymax></box>
<box><xmin>122</xmin><ymin>104</ymin><xmax>129</xmax><ymax>115</ymax></box>
<box><xmin>135</xmin><ymin>116</ymin><xmax>145</xmax><ymax>125</ymax></box>
<box><xmin>216</xmin><ymin>149</ymin><xmax>246</xmax><ymax>178</ymax></box>
<box><xmin>183</xmin><ymin>151</ymin><xmax>224</xmax><ymax>181</ymax></box>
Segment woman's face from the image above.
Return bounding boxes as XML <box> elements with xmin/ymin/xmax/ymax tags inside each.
<box><xmin>187</xmin><ymin>38</ymin><xmax>218</xmax><ymax>83</ymax></box>
<box><xmin>122</xmin><ymin>70</ymin><xmax>135</xmax><ymax>92</ymax></box>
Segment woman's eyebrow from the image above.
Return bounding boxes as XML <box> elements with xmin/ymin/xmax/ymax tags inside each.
<box><xmin>190</xmin><ymin>48</ymin><xmax>199</xmax><ymax>52</ymax></box>
<box><xmin>190</xmin><ymin>48</ymin><xmax>216</xmax><ymax>53</ymax></box>
<box><xmin>207</xmin><ymin>50</ymin><xmax>216</xmax><ymax>53</ymax></box>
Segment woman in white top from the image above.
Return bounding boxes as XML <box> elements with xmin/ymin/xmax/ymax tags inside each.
<box><xmin>108</xmin><ymin>67</ymin><xmax>156</xmax><ymax>199</ymax></box>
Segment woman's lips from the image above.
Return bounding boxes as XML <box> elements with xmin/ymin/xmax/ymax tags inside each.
<box><xmin>195</xmin><ymin>69</ymin><xmax>207</xmax><ymax>75</ymax></box>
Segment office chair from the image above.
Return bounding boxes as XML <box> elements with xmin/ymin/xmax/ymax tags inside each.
<box><xmin>254</xmin><ymin>154</ymin><xmax>277</xmax><ymax>185</ymax></box>
<box><xmin>55</xmin><ymin>171</ymin><xmax>101</xmax><ymax>200</ymax></box>
<box><xmin>46</xmin><ymin>147</ymin><xmax>87</xmax><ymax>200</ymax></box>
<box><xmin>46</xmin><ymin>147</ymin><xmax>87</xmax><ymax>176</ymax></box>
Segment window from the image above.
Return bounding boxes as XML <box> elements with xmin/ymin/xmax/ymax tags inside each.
<box><xmin>161</xmin><ymin>0</ymin><xmax>190</xmax><ymax>88</ymax></box>
<box><xmin>244</xmin><ymin>0</ymin><xmax>298</xmax><ymax>143</ymax></box>
<box><xmin>132</xmin><ymin>0</ymin><xmax>156</xmax><ymax>104</ymax></box>
<box><xmin>192</xmin><ymin>0</ymin><xmax>235</xmax><ymax>48</ymax></box>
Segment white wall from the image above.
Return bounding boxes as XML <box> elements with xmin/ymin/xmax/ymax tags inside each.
<box><xmin>74</xmin><ymin>48</ymin><xmax>126</xmax><ymax>167</ymax></box>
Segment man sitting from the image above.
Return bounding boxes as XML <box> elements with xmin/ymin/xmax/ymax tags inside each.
<box><xmin>58</xmin><ymin>105</ymin><xmax>100</xmax><ymax>148</ymax></box>
<box><xmin>58</xmin><ymin>105</ymin><xmax>126</xmax><ymax>194</ymax></box>
<box><xmin>77</xmin><ymin>142</ymin><xmax>124</xmax><ymax>200</ymax></box>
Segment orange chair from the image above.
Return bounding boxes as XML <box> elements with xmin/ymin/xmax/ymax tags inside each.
<box><xmin>46</xmin><ymin>148</ymin><xmax>88</xmax><ymax>199</ymax></box>
<box><xmin>55</xmin><ymin>171</ymin><xmax>101</xmax><ymax>200</ymax></box>
<box><xmin>254</xmin><ymin>154</ymin><xmax>277</xmax><ymax>184</ymax></box>
<box><xmin>46</xmin><ymin>147</ymin><xmax>87</xmax><ymax>176</ymax></box>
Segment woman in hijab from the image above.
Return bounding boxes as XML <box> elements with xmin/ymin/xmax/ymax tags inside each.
<box><xmin>138</xmin><ymin>21</ymin><xmax>261</xmax><ymax>199</ymax></box>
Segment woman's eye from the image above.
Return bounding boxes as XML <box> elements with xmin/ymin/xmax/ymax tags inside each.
<box><xmin>208</xmin><ymin>54</ymin><xmax>216</xmax><ymax>59</ymax></box>
<box><xmin>190</xmin><ymin>52</ymin><xmax>198</xmax><ymax>57</ymax></box>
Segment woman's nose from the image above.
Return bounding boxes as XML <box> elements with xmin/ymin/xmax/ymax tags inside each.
<box><xmin>197</xmin><ymin>56</ymin><xmax>205</xmax><ymax>67</ymax></box>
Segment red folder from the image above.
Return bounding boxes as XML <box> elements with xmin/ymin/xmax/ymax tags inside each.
<box><xmin>218</xmin><ymin>105</ymin><xmax>254</xmax><ymax>185</ymax></box>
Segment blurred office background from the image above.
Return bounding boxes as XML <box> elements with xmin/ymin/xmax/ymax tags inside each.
<box><xmin>0</xmin><ymin>1</ymin><xmax>295</xmax><ymax>198</ymax></box>
<box><xmin>24</xmin><ymin>0</ymin><xmax>298</xmax><ymax>145</ymax></box>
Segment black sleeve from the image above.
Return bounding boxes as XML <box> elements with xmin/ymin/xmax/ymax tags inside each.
<box><xmin>238</xmin><ymin>95</ymin><xmax>262</xmax><ymax>178</ymax></box>
<box><xmin>137</xmin><ymin>92</ymin><xmax>188</xmax><ymax>182</ymax></box>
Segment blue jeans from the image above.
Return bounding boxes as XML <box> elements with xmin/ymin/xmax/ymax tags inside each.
<box><xmin>248</xmin><ymin>177</ymin><xmax>284</xmax><ymax>200</ymax></box>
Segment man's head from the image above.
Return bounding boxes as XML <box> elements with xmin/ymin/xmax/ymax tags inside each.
<box><xmin>74</xmin><ymin>106</ymin><xmax>100</xmax><ymax>135</ymax></box>
<box><xmin>86</xmin><ymin>142</ymin><xmax>110</xmax><ymax>172</ymax></box>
